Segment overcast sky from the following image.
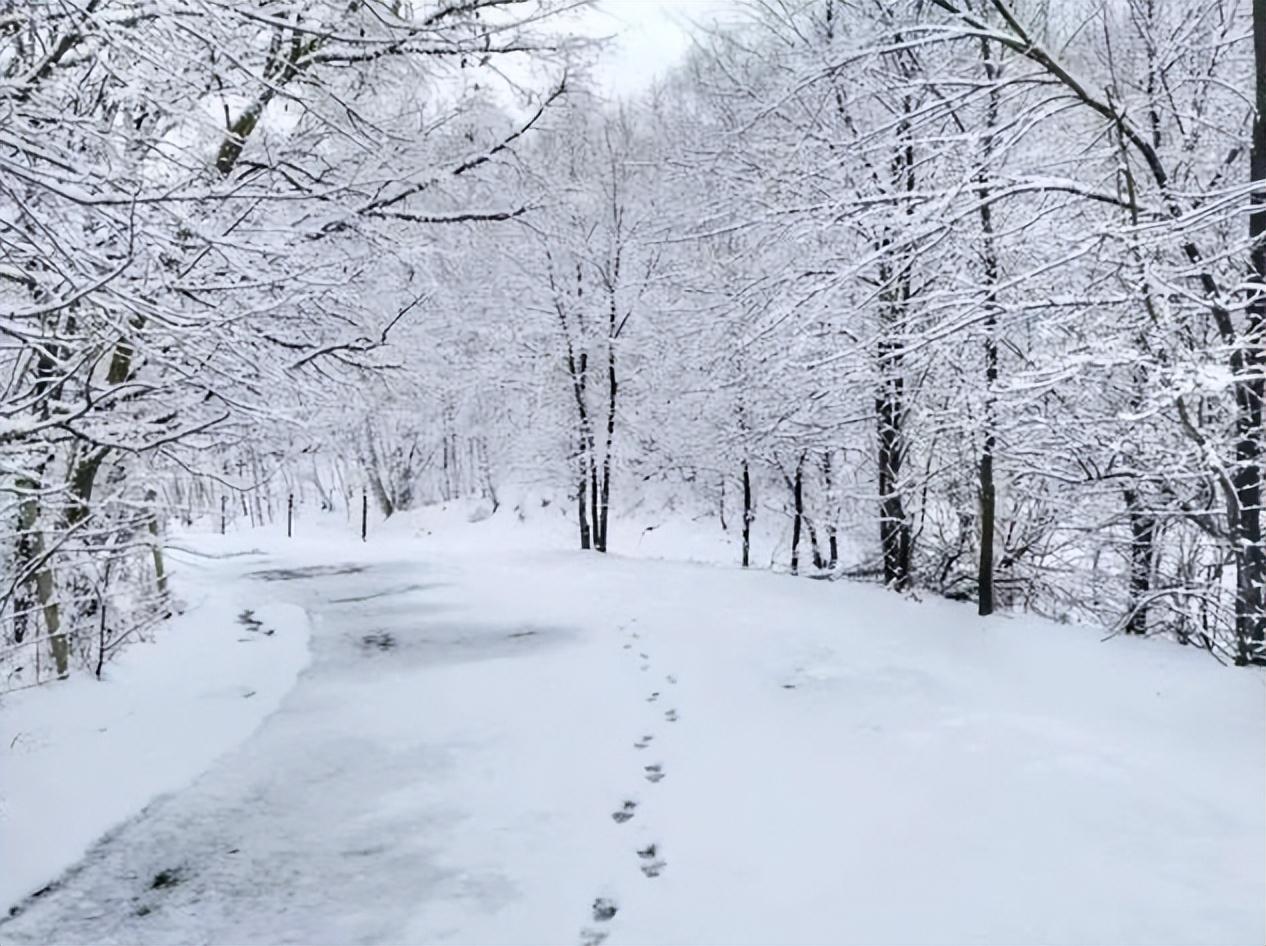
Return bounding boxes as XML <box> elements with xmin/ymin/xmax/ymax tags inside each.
<box><xmin>579</xmin><ymin>0</ymin><xmax>737</xmax><ymax>95</ymax></box>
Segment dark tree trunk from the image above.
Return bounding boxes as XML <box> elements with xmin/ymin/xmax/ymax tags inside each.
<box><xmin>576</xmin><ymin>432</ymin><xmax>591</xmax><ymax>551</ymax></box>
<box><xmin>790</xmin><ymin>455</ymin><xmax>804</xmax><ymax>576</ymax></box>
<box><xmin>564</xmin><ymin>345</ymin><xmax>594</xmax><ymax>551</ymax></box>
<box><xmin>1237</xmin><ymin>0</ymin><xmax>1266</xmax><ymax>662</ymax></box>
<box><xmin>584</xmin><ymin>349</ymin><xmax>599</xmax><ymax>551</ymax></box>
<box><xmin>978</xmin><ymin>436</ymin><xmax>997</xmax><ymax>615</ymax></box>
<box><xmin>876</xmin><ymin>87</ymin><xmax>916</xmax><ymax>593</ymax></box>
<box><xmin>742</xmin><ymin>459</ymin><xmax>753</xmax><ymax>569</ymax></box>
<box><xmin>596</xmin><ymin>334</ymin><xmax>617</xmax><ymax>553</ymax></box>
<box><xmin>808</xmin><ymin>521</ymin><xmax>826</xmax><ymax>571</ymax></box>
<box><xmin>976</xmin><ymin>36</ymin><xmax>1001</xmax><ymax>617</ymax></box>
<box><xmin>589</xmin><ymin>457</ymin><xmax>600</xmax><ymax>551</ymax></box>
<box><xmin>976</xmin><ymin>266</ymin><xmax>999</xmax><ymax>611</ymax></box>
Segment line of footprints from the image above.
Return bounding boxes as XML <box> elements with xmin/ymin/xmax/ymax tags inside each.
<box><xmin>579</xmin><ymin>622</ymin><xmax>679</xmax><ymax>946</ymax></box>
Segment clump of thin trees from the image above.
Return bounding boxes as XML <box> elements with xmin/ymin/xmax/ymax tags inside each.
<box><xmin>468</xmin><ymin>0</ymin><xmax>1263</xmax><ymax>665</ymax></box>
<box><xmin>0</xmin><ymin>0</ymin><xmax>573</xmax><ymax>687</ymax></box>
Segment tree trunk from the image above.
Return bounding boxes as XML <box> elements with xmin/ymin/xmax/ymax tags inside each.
<box><xmin>876</xmin><ymin>87</ymin><xmax>916</xmax><ymax>593</ymax></box>
<box><xmin>16</xmin><ymin>473</ymin><xmax>68</xmax><ymax>678</ymax></box>
<box><xmin>596</xmin><ymin>333</ymin><xmax>617</xmax><ymax>553</ymax></box>
<box><xmin>742</xmin><ymin>459</ymin><xmax>753</xmax><ymax>569</ymax></box>
<box><xmin>362</xmin><ymin>425</ymin><xmax>395</xmax><ymax>519</ymax></box>
<box><xmin>978</xmin><ymin>438</ymin><xmax>997</xmax><ymax>615</ymax></box>
<box><xmin>790</xmin><ymin>455</ymin><xmax>805</xmax><ymax>575</ymax></box>
<box><xmin>808</xmin><ymin>521</ymin><xmax>826</xmax><ymax>571</ymax></box>
<box><xmin>145</xmin><ymin>490</ymin><xmax>170</xmax><ymax>613</ymax></box>
<box><xmin>477</xmin><ymin>438</ymin><xmax>500</xmax><ymax>513</ymax></box>
<box><xmin>12</xmin><ymin>491</ymin><xmax>37</xmax><ymax>646</ymax></box>
<box><xmin>976</xmin><ymin>36</ymin><xmax>1001</xmax><ymax>617</ymax></box>
<box><xmin>877</xmin><ymin>337</ymin><xmax>911</xmax><ymax>589</ymax></box>
<box><xmin>576</xmin><ymin>434</ymin><xmax>591</xmax><ymax>551</ymax></box>
<box><xmin>570</xmin><ymin>351</ymin><xmax>601</xmax><ymax>553</ymax></box>
<box><xmin>821</xmin><ymin>451</ymin><xmax>838</xmax><ymax>569</ymax></box>
<box><xmin>589</xmin><ymin>456</ymin><xmax>600</xmax><ymax>551</ymax></box>
<box><xmin>1123</xmin><ymin>488</ymin><xmax>1156</xmax><ymax>635</ymax></box>
<box><xmin>1236</xmin><ymin>0</ymin><xmax>1266</xmax><ymax>662</ymax></box>
<box><xmin>35</xmin><ymin>546</ymin><xmax>68</xmax><ymax>679</ymax></box>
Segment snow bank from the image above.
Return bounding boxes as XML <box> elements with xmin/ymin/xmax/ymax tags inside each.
<box><xmin>342</xmin><ymin>493</ymin><xmax>822</xmax><ymax>569</ymax></box>
<box><xmin>0</xmin><ymin>551</ymin><xmax>311</xmax><ymax>913</ymax></box>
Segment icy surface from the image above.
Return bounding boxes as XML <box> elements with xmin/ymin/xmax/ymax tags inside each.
<box><xmin>0</xmin><ymin>552</ymin><xmax>310</xmax><ymax>915</ymax></box>
<box><xmin>1</xmin><ymin>518</ymin><xmax>1262</xmax><ymax>945</ymax></box>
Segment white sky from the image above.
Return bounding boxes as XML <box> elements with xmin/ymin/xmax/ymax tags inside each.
<box><xmin>578</xmin><ymin>0</ymin><xmax>738</xmax><ymax>96</ymax></box>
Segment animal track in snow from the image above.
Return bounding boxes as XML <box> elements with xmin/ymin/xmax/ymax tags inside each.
<box><xmin>664</xmin><ymin>708</ymin><xmax>678</xmax><ymax>722</ymax></box>
<box><xmin>611</xmin><ymin>800</ymin><xmax>637</xmax><ymax>824</ymax></box>
<box><xmin>646</xmin><ymin>692</ymin><xmax>660</xmax><ymax>703</ymax></box>
<box><xmin>633</xmin><ymin>734</ymin><xmax>653</xmax><ymax>749</ymax></box>
<box><xmin>592</xmin><ymin>898</ymin><xmax>618</xmax><ymax>922</ymax></box>
<box><xmin>643</xmin><ymin>764</ymin><xmax>665</xmax><ymax>784</ymax></box>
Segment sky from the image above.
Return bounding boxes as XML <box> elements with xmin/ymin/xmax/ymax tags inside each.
<box><xmin>579</xmin><ymin>0</ymin><xmax>738</xmax><ymax>95</ymax></box>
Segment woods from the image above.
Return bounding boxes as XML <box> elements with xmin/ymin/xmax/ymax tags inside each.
<box><xmin>3</xmin><ymin>0</ymin><xmax>1264</xmax><ymax>687</ymax></box>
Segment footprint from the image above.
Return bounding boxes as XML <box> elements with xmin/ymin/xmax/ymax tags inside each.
<box><xmin>580</xmin><ymin>928</ymin><xmax>609</xmax><ymax>946</ymax></box>
<box><xmin>639</xmin><ymin>652</ymin><xmax>649</xmax><ymax>660</ymax></box>
<box><xmin>646</xmin><ymin>692</ymin><xmax>660</xmax><ymax>703</ymax></box>
<box><xmin>639</xmin><ymin>849</ymin><xmax>667</xmax><ymax>878</ymax></box>
<box><xmin>633</xmin><ymin>734</ymin><xmax>654</xmax><ymax>749</ymax></box>
<box><xmin>622</xmin><ymin>643</ymin><xmax>632</xmax><ymax>650</ymax></box>
<box><xmin>666</xmin><ymin>674</ymin><xmax>677</xmax><ymax>685</ymax></box>
<box><xmin>664</xmin><ymin>709</ymin><xmax>678</xmax><ymax>722</ymax></box>
<box><xmin>611</xmin><ymin>800</ymin><xmax>637</xmax><ymax>823</ymax></box>
<box><xmin>592</xmin><ymin>898</ymin><xmax>618</xmax><ymax>922</ymax></box>
<box><xmin>644</xmin><ymin>764</ymin><xmax>665</xmax><ymax>783</ymax></box>
<box><xmin>640</xmin><ymin>663</ymin><xmax>650</xmax><ymax>671</ymax></box>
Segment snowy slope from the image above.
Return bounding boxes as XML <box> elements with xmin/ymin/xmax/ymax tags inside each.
<box><xmin>0</xmin><ymin>515</ymin><xmax>1261</xmax><ymax>945</ymax></box>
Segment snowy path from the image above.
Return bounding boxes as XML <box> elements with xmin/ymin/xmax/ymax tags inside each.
<box><xmin>2</xmin><ymin>540</ymin><xmax>1262</xmax><ymax>945</ymax></box>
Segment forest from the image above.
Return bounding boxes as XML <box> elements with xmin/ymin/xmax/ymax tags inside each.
<box><xmin>1</xmin><ymin>2</ymin><xmax>1264</xmax><ymax>944</ymax></box>
<box><xmin>4</xmin><ymin>0</ymin><xmax>1263</xmax><ymax>682</ymax></box>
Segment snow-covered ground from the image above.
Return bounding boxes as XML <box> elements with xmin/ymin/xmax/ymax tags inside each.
<box><xmin>1</xmin><ymin>508</ymin><xmax>1262</xmax><ymax>944</ymax></box>
<box><xmin>0</xmin><ymin>548</ymin><xmax>310</xmax><ymax>916</ymax></box>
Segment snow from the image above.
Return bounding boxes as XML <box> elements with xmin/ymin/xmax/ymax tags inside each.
<box><xmin>0</xmin><ymin>549</ymin><xmax>311</xmax><ymax>915</ymax></box>
<box><xmin>1</xmin><ymin>509</ymin><xmax>1262</xmax><ymax>945</ymax></box>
